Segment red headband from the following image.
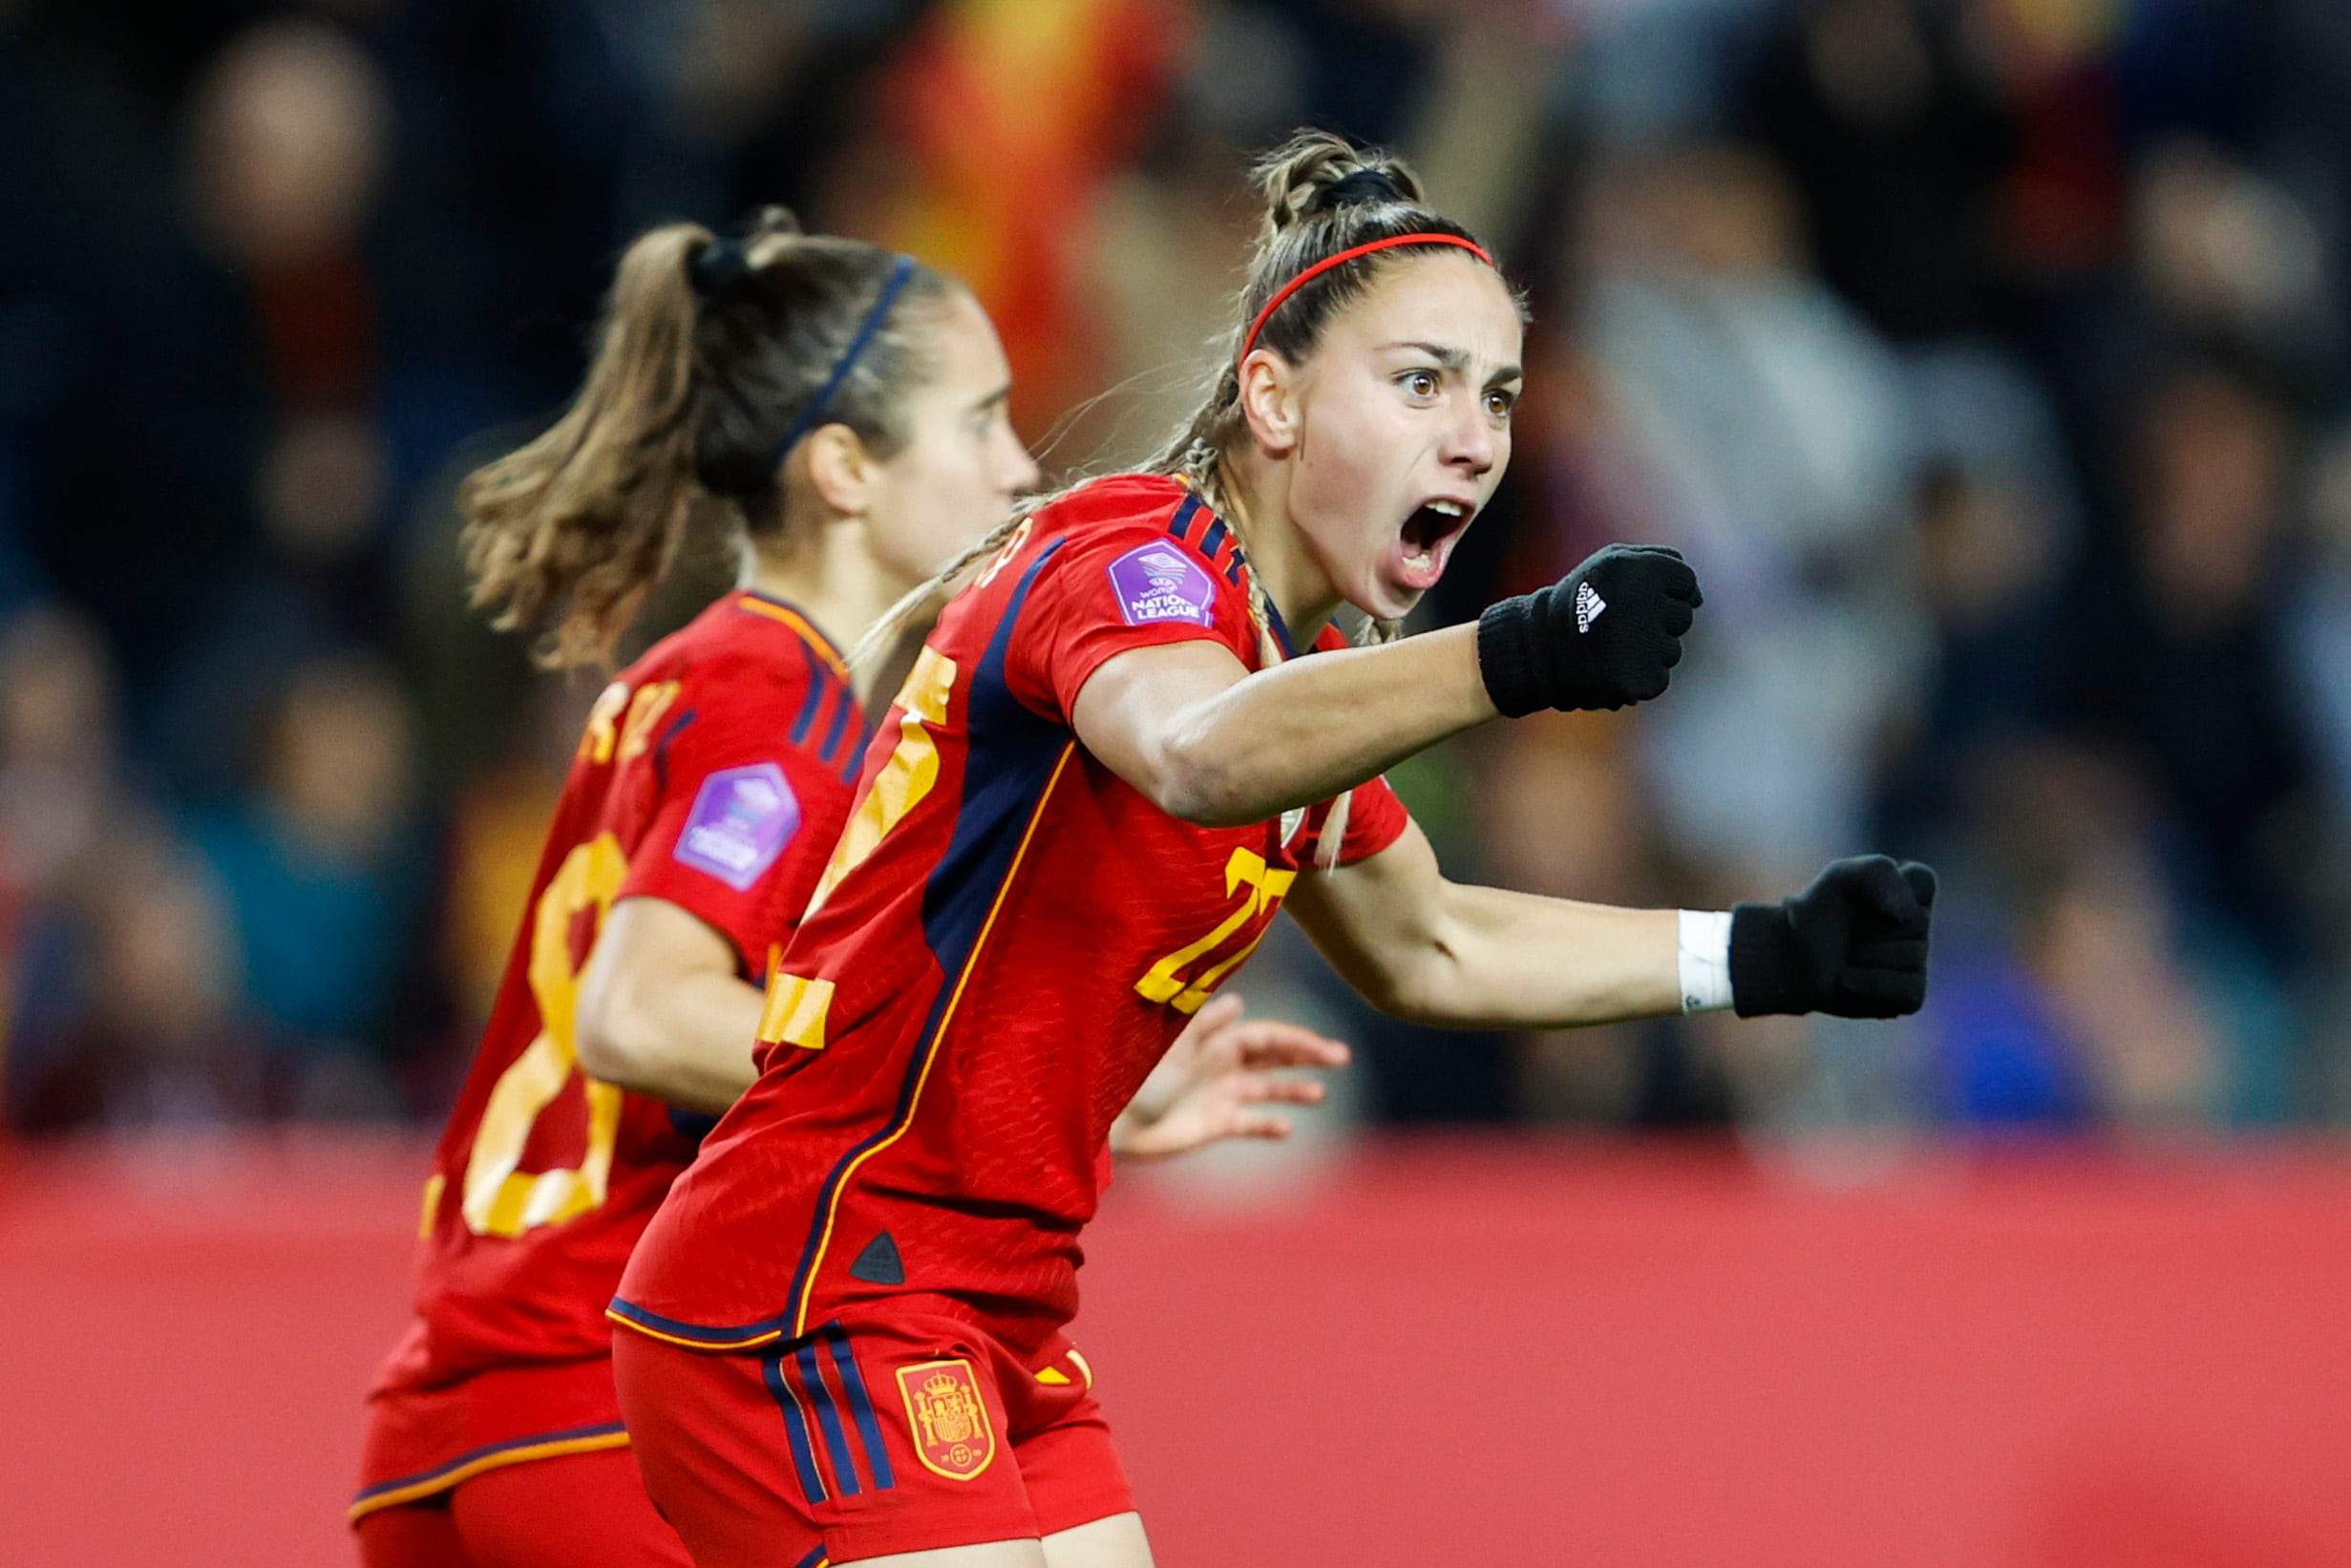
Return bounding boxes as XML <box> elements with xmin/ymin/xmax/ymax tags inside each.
<box><xmin>1238</xmin><ymin>232</ymin><xmax>1495</xmax><ymax>366</ymax></box>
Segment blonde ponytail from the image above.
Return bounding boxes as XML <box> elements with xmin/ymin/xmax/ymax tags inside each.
<box><xmin>461</xmin><ymin>223</ymin><xmax>713</xmax><ymax>668</ymax></box>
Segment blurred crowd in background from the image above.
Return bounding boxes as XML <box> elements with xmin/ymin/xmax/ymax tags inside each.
<box><xmin>4</xmin><ymin>0</ymin><xmax>2350</xmax><ymax>1141</ymax></box>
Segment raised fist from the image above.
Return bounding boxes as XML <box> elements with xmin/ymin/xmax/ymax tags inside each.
<box><xmin>1476</xmin><ymin>544</ymin><xmax>1704</xmax><ymax>715</ymax></box>
<box><xmin>1730</xmin><ymin>856</ymin><xmax>1938</xmax><ymax>1020</ymax></box>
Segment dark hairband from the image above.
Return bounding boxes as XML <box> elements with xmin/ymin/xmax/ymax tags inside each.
<box><xmin>1325</xmin><ymin>167</ymin><xmax>1404</xmax><ymax>208</ymax></box>
<box><xmin>688</xmin><ymin>237</ymin><xmax>754</xmax><ymax>298</ymax></box>
<box><xmin>769</xmin><ymin>253</ymin><xmax>918</xmax><ymax>467</ymax></box>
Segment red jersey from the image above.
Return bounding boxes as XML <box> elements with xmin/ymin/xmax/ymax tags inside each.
<box><xmin>615</xmin><ymin>475</ymin><xmax>1408</xmax><ymax>1360</ymax></box>
<box><xmin>358</xmin><ymin>591</ymin><xmax>866</xmax><ymax>1512</ymax></box>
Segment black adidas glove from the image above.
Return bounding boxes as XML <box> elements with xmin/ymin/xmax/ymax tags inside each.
<box><xmin>1730</xmin><ymin>856</ymin><xmax>1938</xmax><ymax>1019</ymax></box>
<box><xmin>1476</xmin><ymin>545</ymin><xmax>1703</xmax><ymax>716</ymax></box>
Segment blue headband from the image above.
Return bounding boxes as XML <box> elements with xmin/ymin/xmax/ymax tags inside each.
<box><xmin>772</xmin><ymin>253</ymin><xmax>917</xmax><ymax>467</ymax></box>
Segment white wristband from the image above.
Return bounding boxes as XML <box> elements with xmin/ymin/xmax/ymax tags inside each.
<box><xmin>1677</xmin><ymin>909</ymin><xmax>1734</xmax><ymax>1014</ymax></box>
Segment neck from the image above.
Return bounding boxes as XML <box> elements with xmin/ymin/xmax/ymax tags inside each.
<box><xmin>739</xmin><ymin>518</ymin><xmax>910</xmax><ymax>670</ymax></box>
<box><xmin>1220</xmin><ymin>450</ymin><xmax>1344</xmax><ymax>644</ymax></box>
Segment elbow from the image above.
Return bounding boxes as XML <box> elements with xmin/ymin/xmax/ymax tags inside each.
<box><xmin>1365</xmin><ymin>968</ymin><xmax>1450</xmax><ymax>1028</ymax></box>
<box><xmin>1151</xmin><ymin>771</ymin><xmax>1243</xmax><ymax>828</ymax></box>
<box><xmin>574</xmin><ymin>979</ymin><xmax>655</xmax><ymax>1089</ymax></box>
<box><xmin>1143</xmin><ymin>739</ymin><xmax>1260</xmax><ymax>828</ymax></box>
<box><xmin>1351</xmin><ymin>936</ymin><xmax>1461</xmax><ymax>1028</ymax></box>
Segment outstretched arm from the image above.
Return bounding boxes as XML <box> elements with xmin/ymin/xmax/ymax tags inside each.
<box><xmin>1072</xmin><ymin>546</ymin><xmax>1701</xmax><ymax>827</ymax></box>
<box><xmin>1285</xmin><ymin>821</ymin><xmax>1684</xmax><ymax>1028</ymax></box>
<box><xmin>1286</xmin><ymin>823</ymin><xmax>1938</xmax><ymax>1028</ymax></box>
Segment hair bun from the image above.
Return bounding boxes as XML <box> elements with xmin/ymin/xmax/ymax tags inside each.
<box><xmin>688</xmin><ymin>238</ymin><xmax>753</xmax><ymax>299</ymax></box>
<box><xmin>1324</xmin><ymin>167</ymin><xmax>1405</xmax><ymax>208</ymax></box>
<box><xmin>1256</xmin><ymin>130</ymin><xmax>1428</xmax><ymax>233</ymax></box>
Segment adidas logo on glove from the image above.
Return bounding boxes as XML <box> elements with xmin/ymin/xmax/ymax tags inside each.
<box><xmin>1473</xmin><ymin>541</ymin><xmax>1699</xmax><ymax>715</ymax></box>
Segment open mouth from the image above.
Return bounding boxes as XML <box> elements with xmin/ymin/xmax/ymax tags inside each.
<box><xmin>1397</xmin><ymin>498</ymin><xmax>1474</xmax><ymax>587</ymax></box>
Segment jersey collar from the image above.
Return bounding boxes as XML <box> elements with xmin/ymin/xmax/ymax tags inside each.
<box><xmin>735</xmin><ymin>590</ymin><xmax>851</xmax><ymax>680</ymax></box>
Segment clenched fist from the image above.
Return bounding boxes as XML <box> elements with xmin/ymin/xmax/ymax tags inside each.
<box><xmin>1476</xmin><ymin>544</ymin><xmax>1704</xmax><ymax>715</ymax></box>
<box><xmin>1730</xmin><ymin>856</ymin><xmax>1938</xmax><ymax>1020</ymax></box>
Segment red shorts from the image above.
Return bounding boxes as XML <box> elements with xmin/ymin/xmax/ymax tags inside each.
<box><xmin>611</xmin><ymin>1311</ymin><xmax>1133</xmax><ymax>1566</ymax></box>
<box><xmin>356</xmin><ymin>1356</ymin><xmax>634</xmax><ymax>1521</ymax></box>
<box><xmin>355</xmin><ymin>1355</ymin><xmax>689</xmax><ymax>1568</ymax></box>
<box><xmin>353</xmin><ymin>1445</ymin><xmax>689</xmax><ymax>1568</ymax></box>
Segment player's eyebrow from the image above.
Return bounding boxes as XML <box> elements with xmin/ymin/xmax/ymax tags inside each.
<box><xmin>969</xmin><ymin>381</ymin><xmax>1012</xmax><ymax>414</ymax></box>
<box><xmin>1383</xmin><ymin>340</ymin><xmax>1523</xmax><ymax>388</ymax></box>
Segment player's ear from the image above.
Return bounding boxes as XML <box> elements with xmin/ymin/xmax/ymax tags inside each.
<box><xmin>1236</xmin><ymin>349</ymin><xmax>1302</xmax><ymax>458</ymax></box>
<box><xmin>799</xmin><ymin>423</ymin><xmax>878</xmax><ymax>517</ymax></box>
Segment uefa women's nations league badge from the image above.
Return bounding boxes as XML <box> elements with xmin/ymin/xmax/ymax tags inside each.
<box><xmin>673</xmin><ymin>762</ymin><xmax>801</xmax><ymax>891</ymax></box>
<box><xmin>1107</xmin><ymin>542</ymin><xmax>1217</xmax><ymax>628</ymax></box>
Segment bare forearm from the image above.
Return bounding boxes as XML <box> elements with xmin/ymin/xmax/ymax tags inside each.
<box><xmin>1407</xmin><ymin>885</ymin><xmax>1681</xmax><ymax>1028</ymax></box>
<box><xmin>1135</xmin><ymin>626</ymin><xmax>1494</xmax><ymax>826</ymax></box>
<box><xmin>576</xmin><ymin>969</ymin><xmax>763</xmax><ymax>1113</ymax></box>
<box><xmin>1303</xmin><ymin>870</ymin><xmax>1684</xmax><ymax>1029</ymax></box>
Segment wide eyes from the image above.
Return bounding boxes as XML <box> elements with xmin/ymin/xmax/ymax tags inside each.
<box><xmin>1398</xmin><ymin>368</ymin><xmax>1518</xmax><ymax>422</ymax></box>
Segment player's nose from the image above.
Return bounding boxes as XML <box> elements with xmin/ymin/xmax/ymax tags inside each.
<box><xmin>1440</xmin><ymin>397</ymin><xmax>1497</xmax><ymax>477</ymax></box>
<box><xmin>1000</xmin><ymin>432</ymin><xmax>1041</xmax><ymax>496</ymax></box>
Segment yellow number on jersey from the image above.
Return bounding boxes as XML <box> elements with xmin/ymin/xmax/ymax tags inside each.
<box><xmin>460</xmin><ymin>832</ymin><xmax>630</xmax><ymax>1238</ymax></box>
<box><xmin>1134</xmin><ymin>846</ymin><xmax>1297</xmax><ymax>1014</ymax></box>
<box><xmin>803</xmin><ymin>646</ymin><xmax>957</xmax><ymax>918</ymax></box>
<box><xmin>576</xmin><ymin>679</ymin><xmax>680</xmax><ymax>765</ymax></box>
<box><xmin>618</xmin><ymin>681</ymin><xmax>680</xmax><ymax>762</ymax></box>
<box><xmin>973</xmin><ymin>516</ymin><xmax>1033</xmax><ymax>591</ymax></box>
<box><xmin>753</xmin><ymin>648</ymin><xmax>958</xmax><ymax>1049</ymax></box>
<box><xmin>577</xmin><ymin>682</ymin><xmax>629</xmax><ymax>764</ymax></box>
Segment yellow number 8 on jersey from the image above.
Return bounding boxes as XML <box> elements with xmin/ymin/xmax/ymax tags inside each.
<box><xmin>460</xmin><ymin>832</ymin><xmax>630</xmax><ymax>1238</ymax></box>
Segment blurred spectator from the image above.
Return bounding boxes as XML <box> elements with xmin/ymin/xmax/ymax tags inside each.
<box><xmin>11</xmin><ymin>833</ymin><xmax>267</xmax><ymax>1134</ymax></box>
<box><xmin>1477</xmin><ymin>713</ymin><xmax>1733</xmax><ymax>1129</ymax></box>
<box><xmin>2287</xmin><ymin>421</ymin><xmax>2351</xmax><ymax>825</ymax></box>
<box><xmin>0</xmin><ymin>606</ymin><xmax>123</xmax><ymax>900</ymax></box>
<box><xmin>2130</xmin><ymin>138</ymin><xmax>2335</xmax><ymax>382</ymax></box>
<box><xmin>2060</xmin><ymin>365</ymin><xmax>2314</xmax><ymax>959</ymax></box>
<box><xmin>188</xmin><ymin>653</ymin><xmax>422</xmax><ymax>1117</ymax></box>
<box><xmin>149</xmin><ymin>20</ymin><xmax>398</xmax><ymax>799</ymax></box>
<box><xmin>1924</xmin><ymin>743</ymin><xmax>2232</xmax><ymax>1130</ymax></box>
<box><xmin>1573</xmin><ymin>140</ymin><xmax>1927</xmax><ymax>882</ymax></box>
<box><xmin>0</xmin><ymin>605</ymin><xmax>138</xmax><ymax>1117</ymax></box>
<box><xmin>1744</xmin><ymin>0</ymin><xmax>2021</xmax><ymax>344</ymax></box>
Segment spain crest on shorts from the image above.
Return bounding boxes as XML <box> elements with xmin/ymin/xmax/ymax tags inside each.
<box><xmin>896</xmin><ymin>1358</ymin><xmax>996</xmax><ymax>1480</ymax></box>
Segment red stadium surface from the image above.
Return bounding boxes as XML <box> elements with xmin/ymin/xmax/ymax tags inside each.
<box><xmin>2</xmin><ymin>1136</ymin><xmax>2345</xmax><ymax>1567</ymax></box>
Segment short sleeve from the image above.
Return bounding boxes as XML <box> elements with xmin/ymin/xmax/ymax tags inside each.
<box><xmin>1303</xmin><ymin>773</ymin><xmax>1412</xmax><ymax>869</ymax></box>
<box><xmin>617</xmin><ymin>664</ymin><xmax>845</xmax><ymax>970</ymax></box>
<box><xmin>1006</xmin><ymin>521</ymin><xmax>1248</xmax><ymax>725</ymax></box>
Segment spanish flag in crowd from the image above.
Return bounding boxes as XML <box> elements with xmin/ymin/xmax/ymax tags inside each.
<box><xmin>870</xmin><ymin>0</ymin><xmax>1187</xmax><ymax>433</ymax></box>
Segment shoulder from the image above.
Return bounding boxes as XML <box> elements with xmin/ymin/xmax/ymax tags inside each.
<box><xmin>958</xmin><ymin>474</ymin><xmax>1255</xmax><ymax>717</ymax></box>
<box><xmin>1020</xmin><ymin>475</ymin><xmax>1244</xmax><ymax>632</ymax></box>
<box><xmin>610</xmin><ymin>596</ymin><xmax>853</xmax><ymax>771</ymax></box>
<box><xmin>627</xmin><ymin>596</ymin><xmax>839</xmax><ymax>703</ymax></box>
<box><xmin>1032</xmin><ymin>472</ymin><xmax>1196</xmax><ymax>536</ymax></box>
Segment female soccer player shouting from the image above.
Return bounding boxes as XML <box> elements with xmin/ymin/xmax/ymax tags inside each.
<box><xmin>352</xmin><ymin>211</ymin><xmax>1348</xmax><ymax>1568</ymax></box>
<box><xmin>611</xmin><ymin>135</ymin><xmax>1937</xmax><ymax>1568</ymax></box>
